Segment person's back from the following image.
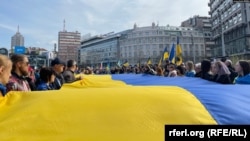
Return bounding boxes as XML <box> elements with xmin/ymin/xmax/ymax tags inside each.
<box><xmin>6</xmin><ymin>54</ymin><xmax>31</xmax><ymax>92</ymax></box>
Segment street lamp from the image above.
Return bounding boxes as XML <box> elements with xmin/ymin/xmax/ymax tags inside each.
<box><xmin>218</xmin><ymin>9</ymin><xmax>226</xmax><ymax>56</ymax></box>
<box><xmin>191</xmin><ymin>34</ymin><xmax>196</xmax><ymax>63</ymax></box>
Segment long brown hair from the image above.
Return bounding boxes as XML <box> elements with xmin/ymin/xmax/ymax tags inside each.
<box><xmin>238</xmin><ymin>60</ymin><xmax>250</xmax><ymax>76</ymax></box>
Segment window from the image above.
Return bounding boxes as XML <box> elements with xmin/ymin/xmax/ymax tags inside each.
<box><xmin>129</xmin><ymin>52</ymin><xmax>132</xmax><ymax>57</ymax></box>
<box><xmin>225</xmin><ymin>21</ymin><xmax>229</xmax><ymax>29</ymax></box>
<box><xmin>238</xmin><ymin>13</ymin><xmax>242</xmax><ymax>22</ymax></box>
<box><xmin>229</xmin><ymin>19</ymin><xmax>233</xmax><ymax>27</ymax></box>
<box><xmin>153</xmin><ymin>51</ymin><xmax>157</xmax><ymax>56</ymax></box>
<box><xmin>233</xmin><ymin>16</ymin><xmax>237</xmax><ymax>24</ymax></box>
<box><xmin>228</xmin><ymin>7</ymin><xmax>232</xmax><ymax>15</ymax></box>
<box><xmin>237</xmin><ymin>3</ymin><xmax>241</xmax><ymax>8</ymax></box>
<box><xmin>159</xmin><ymin>44</ymin><xmax>163</xmax><ymax>49</ymax></box>
<box><xmin>201</xmin><ymin>51</ymin><xmax>205</xmax><ymax>56</ymax></box>
<box><xmin>134</xmin><ymin>45</ymin><xmax>137</xmax><ymax>50</ymax></box>
<box><xmin>165</xmin><ymin>37</ymin><xmax>169</xmax><ymax>42</ymax></box>
<box><xmin>184</xmin><ymin>51</ymin><xmax>187</xmax><ymax>56</ymax></box>
<box><xmin>134</xmin><ymin>52</ymin><xmax>137</xmax><ymax>57</ymax></box>
<box><xmin>232</xmin><ymin>4</ymin><xmax>236</xmax><ymax>12</ymax></box>
<box><xmin>153</xmin><ymin>38</ymin><xmax>156</xmax><ymax>42</ymax></box>
<box><xmin>224</xmin><ymin>12</ymin><xmax>227</xmax><ymax>18</ymax></box>
<box><xmin>159</xmin><ymin>37</ymin><xmax>163</xmax><ymax>42</ymax></box>
<box><xmin>139</xmin><ymin>51</ymin><xmax>144</xmax><ymax>56</ymax></box>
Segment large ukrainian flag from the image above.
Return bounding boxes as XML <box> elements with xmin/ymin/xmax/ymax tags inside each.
<box><xmin>0</xmin><ymin>74</ymin><xmax>250</xmax><ymax>140</ymax></box>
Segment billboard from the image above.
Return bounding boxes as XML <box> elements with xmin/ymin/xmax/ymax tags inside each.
<box><xmin>14</xmin><ymin>46</ymin><xmax>26</xmax><ymax>54</ymax></box>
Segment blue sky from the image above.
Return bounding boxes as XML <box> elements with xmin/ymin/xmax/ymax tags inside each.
<box><xmin>0</xmin><ymin>0</ymin><xmax>209</xmax><ymax>51</ymax></box>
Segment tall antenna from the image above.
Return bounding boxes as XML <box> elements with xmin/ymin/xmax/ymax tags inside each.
<box><xmin>63</xmin><ymin>19</ymin><xmax>66</xmax><ymax>31</ymax></box>
<box><xmin>17</xmin><ymin>25</ymin><xmax>19</xmax><ymax>33</ymax></box>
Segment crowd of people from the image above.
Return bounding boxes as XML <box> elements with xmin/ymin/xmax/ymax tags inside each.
<box><xmin>0</xmin><ymin>53</ymin><xmax>250</xmax><ymax>97</ymax></box>
<box><xmin>89</xmin><ymin>58</ymin><xmax>250</xmax><ymax>85</ymax></box>
<box><xmin>0</xmin><ymin>54</ymin><xmax>83</xmax><ymax>97</ymax></box>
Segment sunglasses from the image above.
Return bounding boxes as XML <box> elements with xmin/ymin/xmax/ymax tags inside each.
<box><xmin>22</xmin><ymin>61</ymin><xmax>30</xmax><ymax>66</ymax></box>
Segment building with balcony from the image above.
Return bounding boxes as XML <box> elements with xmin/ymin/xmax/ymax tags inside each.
<box><xmin>58</xmin><ymin>20</ymin><xmax>81</xmax><ymax>62</ymax></box>
<box><xmin>209</xmin><ymin>0</ymin><xmax>250</xmax><ymax>61</ymax></box>
<box><xmin>181</xmin><ymin>15</ymin><xmax>215</xmax><ymax>58</ymax></box>
<box><xmin>79</xmin><ymin>23</ymin><xmax>206</xmax><ymax>68</ymax></box>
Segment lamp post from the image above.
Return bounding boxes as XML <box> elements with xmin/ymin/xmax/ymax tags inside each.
<box><xmin>218</xmin><ymin>10</ymin><xmax>226</xmax><ymax>56</ymax></box>
<box><xmin>191</xmin><ymin>34</ymin><xmax>195</xmax><ymax>63</ymax></box>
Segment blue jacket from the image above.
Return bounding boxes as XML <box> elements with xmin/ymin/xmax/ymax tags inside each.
<box><xmin>185</xmin><ymin>71</ymin><xmax>195</xmax><ymax>77</ymax></box>
<box><xmin>37</xmin><ymin>81</ymin><xmax>54</xmax><ymax>90</ymax></box>
<box><xmin>234</xmin><ymin>74</ymin><xmax>250</xmax><ymax>84</ymax></box>
<box><xmin>0</xmin><ymin>83</ymin><xmax>7</xmax><ymax>96</ymax></box>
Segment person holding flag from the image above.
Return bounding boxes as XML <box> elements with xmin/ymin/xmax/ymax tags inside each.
<box><xmin>168</xmin><ymin>43</ymin><xmax>176</xmax><ymax>64</ymax></box>
<box><xmin>175</xmin><ymin>37</ymin><xmax>183</xmax><ymax>66</ymax></box>
<box><xmin>158</xmin><ymin>46</ymin><xmax>169</xmax><ymax>67</ymax></box>
<box><xmin>168</xmin><ymin>37</ymin><xmax>183</xmax><ymax>66</ymax></box>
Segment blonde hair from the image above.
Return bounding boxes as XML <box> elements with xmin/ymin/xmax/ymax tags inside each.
<box><xmin>186</xmin><ymin>61</ymin><xmax>194</xmax><ymax>71</ymax></box>
<box><xmin>0</xmin><ymin>55</ymin><xmax>11</xmax><ymax>68</ymax></box>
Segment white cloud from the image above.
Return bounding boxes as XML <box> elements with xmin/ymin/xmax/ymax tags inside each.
<box><xmin>0</xmin><ymin>24</ymin><xmax>16</xmax><ymax>32</ymax></box>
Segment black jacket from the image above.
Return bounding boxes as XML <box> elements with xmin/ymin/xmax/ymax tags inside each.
<box><xmin>52</xmin><ymin>73</ymin><xmax>65</xmax><ymax>90</ymax></box>
<box><xmin>212</xmin><ymin>74</ymin><xmax>232</xmax><ymax>84</ymax></box>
